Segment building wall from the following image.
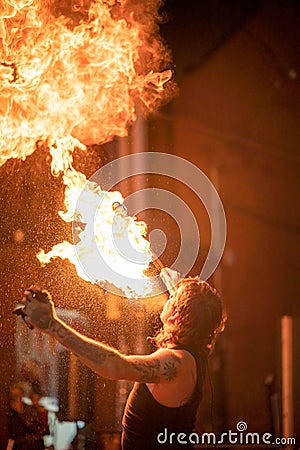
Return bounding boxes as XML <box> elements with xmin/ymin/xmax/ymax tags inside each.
<box><xmin>165</xmin><ymin>2</ymin><xmax>300</xmax><ymax>435</ymax></box>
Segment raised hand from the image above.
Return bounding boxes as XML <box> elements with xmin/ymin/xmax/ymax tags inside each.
<box><xmin>20</xmin><ymin>286</ymin><xmax>56</xmax><ymax>332</ymax></box>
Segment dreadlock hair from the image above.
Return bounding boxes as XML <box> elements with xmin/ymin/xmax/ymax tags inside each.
<box><xmin>154</xmin><ymin>277</ymin><xmax>226</xmax><ymax>354</ymax></box>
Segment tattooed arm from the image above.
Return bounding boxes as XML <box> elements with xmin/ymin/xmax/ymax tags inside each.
<box><xmin>21</xmin><ymin>288</ymin><xmax>184</xmax><ymax>383</ymax></box>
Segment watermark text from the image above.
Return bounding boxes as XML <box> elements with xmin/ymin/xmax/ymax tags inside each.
<box><xmin>157</xmin><ymin>421</ymin><xmax>296</xmax><ymax>446</ymax></box>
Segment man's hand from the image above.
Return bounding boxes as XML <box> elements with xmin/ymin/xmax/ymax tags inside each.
<box><xmin>21</xmin><ymin>286</ymin><xmax>56</xmax><ymax>332</ymax></box>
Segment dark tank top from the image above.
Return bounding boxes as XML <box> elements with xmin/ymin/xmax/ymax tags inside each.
<box><xmin>121</xmin><ymin>347</ymin><xmax>207</xmax><ymax>450</ymax></box>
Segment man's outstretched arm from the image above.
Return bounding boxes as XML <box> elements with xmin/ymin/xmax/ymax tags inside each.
<box><xmin>21</xmin><ymin>288</ymin><xmax>183</xmax><ymax>384</ymax></box>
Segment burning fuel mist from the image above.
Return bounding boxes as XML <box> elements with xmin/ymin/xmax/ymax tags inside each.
<box><xmin>0</xmin><ymin>0</ymin><xmax>175</xmax><ymax>297</ymax></box>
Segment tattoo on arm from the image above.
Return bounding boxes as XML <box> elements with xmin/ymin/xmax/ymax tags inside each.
<box><xmin>132</xmin><ymin>359</ymin><xmax>161</xmax><ymax>383</ymax></box>
<box><xmin>48</xmin><ymin>320</ymin><xmax>184</xmax><ymax>383</ymax></box>
<box><xmin>163</xmin><ymin>361</ymin><xmax>178</xmax><ymax>381</ymax></box>
<box><xmin>132</xmin><ymin>353</ymin><xmax>182</xmax><ymax>383</ymax></box>
<box><xmin>50</xmin><ymin>320</ymin><xmax>118</xmax><ymax>368</ymax></box>
<box><xmin>163</xmin><ymin>354</ymin><xmax>181</xmax><ymax>381</ymax></box>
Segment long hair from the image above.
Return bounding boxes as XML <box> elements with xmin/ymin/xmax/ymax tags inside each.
<box><xmin>154</xmin><ymin>277</ymin><xmax>226</xmax><ymax>354</ymax></box>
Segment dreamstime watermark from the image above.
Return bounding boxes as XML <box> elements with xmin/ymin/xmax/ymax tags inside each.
<box><xmin>73</xmin><ymin>152</ymin><xmax>227</xmax><ymax>296</ymax></box>
<box><xmin>157</xmin><ymin>421</ymin><xmax>296</xmax><ymax>446</ymax></box>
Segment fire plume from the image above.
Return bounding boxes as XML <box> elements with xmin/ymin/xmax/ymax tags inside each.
<box><xmin>0</xmin><ymin>0</ymin><xmax>172</xmax><ymax>161</ymax></box>
<box><xmin>0</xmin><ymin>0</ymin><xmax>173</xmax><ymax>297</ymax></box>
<box><xmin>38</xmin><ymin>136</ymin><xmax>155</xmax><ymax>298</ymax></box>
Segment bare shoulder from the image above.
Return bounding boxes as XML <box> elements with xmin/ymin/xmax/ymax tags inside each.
<box><xmin>168</xmin><ymin>348</ymin><xmax>196</xmax><ymax>366</ymax></box>
<box><xmin>168</xmin><ymin>348</ymin><xmax>197</xmax><ymax>379</ymax></box>
<box><xmin>150</xmin><ymin>347</ymin><xmax>194</xmax><ymax>363</ymax></box>
<box><xmin>157</xmin><ymin>347</ymin><xmax>196</xmax><ymax>366</ymax></box>
<box><xmin>146</xmin><ymin>349</ymin><xmax>198</xmax><ymax>406</ymax></box>
<box><xmin>153</xmin><ymin>347</ymin><xmax>196</xmax><ymax>382</ymax></box>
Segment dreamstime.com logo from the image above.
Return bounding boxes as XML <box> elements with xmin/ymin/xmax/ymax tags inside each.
<box><xmin>157</xmin><ymin>421</ymin><xmax>296</xmax><ymax>446</ymax></box>
<box><xmin>73</xmin><ymin>152</ymin><xmax>227</xmax><ymax>296</ymax></box>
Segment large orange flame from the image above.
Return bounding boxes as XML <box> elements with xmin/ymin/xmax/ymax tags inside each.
<box><xmin>0</xmin><ymin>0</ymin><xmax>172</xmax><ymax>161</ymax></box>
<box><xmin>1</xmin><ymin>0</ymin><xmax>172</xmax><ymax>297</ymax></box>
<box><xmin>37</xmin><ymin>135</ymin><xmax>155</xmax><ymax>297</ymax></box>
